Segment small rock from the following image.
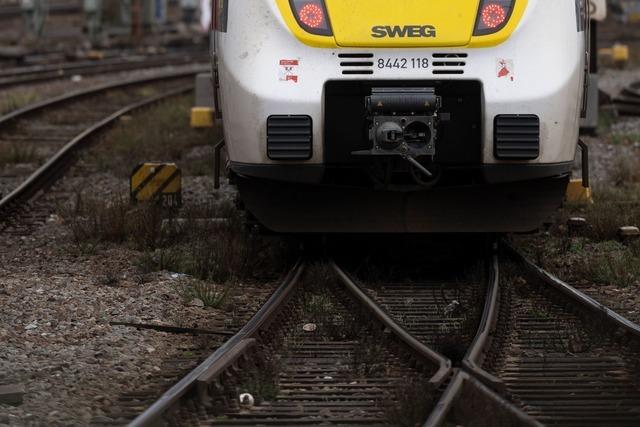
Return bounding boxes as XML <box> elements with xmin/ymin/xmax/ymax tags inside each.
<box><xmin>444</xmin><ymin>300</ymin><xmax>461</xmax><ymax>317</ymax></box>
<box><xmin>302</xmin><ymin>323</ymin><xmax>317</xmax><ymax>332</ymax></box>
<box><xmin>0</xmin><ymin>383</ymin><xmax>25</xmax><ymax>406</ymax></box>
<box><xmin>239</xmin><ymin>393</ymin><xmax>255</xmax><ymax>407</ymax></box>
<box><xmin>568</xmin><ymin>217</ymin><xmax>588</xmax><ymax>231</ymax></box>
<box><xmin>146</xmin><ymin>346</ymin><xmax>155</xmax><ymax>353</ymax></box>
<box><xmin>190</xmin><ymin>298</ymin><xmax>205</xmax><ymax>308</ymax></box>
<box><xmin>619</xmin><ymin>226</ymin><xmax>640</xmax><ymax>240</ymax></box>
<box><xmin>70</xmin><ymin>75</ymin><xmax>82</xmax><ymax>82</ymax></box>
<box><xmin>24</xmin><ymin>321</ymin><xmax>38</xmax><ymax>330</ymax></box>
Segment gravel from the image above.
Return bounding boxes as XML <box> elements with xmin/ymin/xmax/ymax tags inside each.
<box><xmin>0</xmin><ymin>91</ymin><xmax>269</xmax><ymax>425</ymax></box>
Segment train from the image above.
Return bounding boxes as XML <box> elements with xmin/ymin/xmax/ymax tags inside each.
<box><xmin>210</xmin><ymin>0</ymin><xmax>591</xmax><ymax>233</ymax></box>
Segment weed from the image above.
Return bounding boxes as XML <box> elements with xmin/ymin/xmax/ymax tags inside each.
<box><xmin>610</xmin><ymin>133</ymin><xmax>640</xmax><ymax>146</ymax></box>
<box><xmin>530</xmin><ymin>306</ymin><xmax>552</xmax><ymax>321</ymax></box>
<box><xmin>351</xmin><ymin>336</ymin><xmax>387</xmax><ymax>378</ymax></box>
<box><xmin>0</xmin><ymin>143</ymin><xmax>39</xmax><ymax>166</ymax></box>
<box><xmin>576</xmin><ymin>186</ymin><xmax>640</xmax><ymax>241</ymax></box>
<box><xmin>88</xmin><ymin>96</ymin><xmax>219</xmax><ymax>178</ymax></box>
<box><xmin>59</xmin><ymin>194</ymin><xmax>130</xmax><ymax>246</ymax></box>
<box><xmin>597</xmin><ymin>109</ymin><xmax>615</xmax><ymax>133</ymax></box>
<box><xmin>610</xmin><ymin>155</ymin><xmax>640</xmax><ymax>186</ymax></box>
<box><xmin>138</xmin><ymin>202</ymin><xmax>294</xmax><ymax>282</ymax></box>
<box><xmin>582</xmin><ymin>250</ymin><xmax>640</xmax><ymax>287</ymax></box>
<box><xmin>383</xmin><ymin>380</ymin><xmax>434</xmax><ymax>427</ymax></box>
<box><xmin>185</xmin><ymin>280</ymin><xmax>229</xmax><ymax>308</ymax></box>
<box><xmin>0</xmin><ymin>91</ymin><xmax>39</xmax><ymax>115</ymax></box>
<box><xmin>237</xmin><ymin>351</ymin><xmax>281</xmax><ymax>403</ymax></box>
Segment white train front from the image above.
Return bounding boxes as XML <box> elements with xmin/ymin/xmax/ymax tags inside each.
<box><xmin>211</xmin><ymin>0</ymin><xmax>589</xmax><ymax>233</ymax></box>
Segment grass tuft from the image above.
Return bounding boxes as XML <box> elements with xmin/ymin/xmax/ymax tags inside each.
<box><xmin>186</xmin><ymin>280</ymin><xmax>229</xmax><ymax>308</ymax></box>
<box><xmin>0</xmin><ymin>91</ymin><xmax>39</xmax><ymax>115</ymax></box>
<box><xmin>581</xmin><ymin>248</ymin><xmax>640</xmax><ymax>287</ymax></box>
<box><xmin>0</xmin><ymin>143</ymin><xmax>39</xmax><ymax>166</ymax></box>
<box><xmin>89</xmin><ymin>96</ymin><xmax>218</xmax><ymax>177</ymax></box>
<box><xmin>384</xmin><ymin>380</ymin><xmax>434</xmax><ymax>427</ymax></box>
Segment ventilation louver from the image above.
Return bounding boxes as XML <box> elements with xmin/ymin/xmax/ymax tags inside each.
<box><xmin>339</xmin><ymin>53</ymin><xmax>374</xmax><ymax>75</ymax></box>
<box><xmin>494</xmin><ymin>114</ymin><xmax>540</xmax><ymax>160</ymax></box>
<box><xmin>432</xmin><ymin>53</ymin><xmax>467</xmax><ymax>75</ymax></box>
<box><xmin>267</xmin><ymin>115</ymin><xmax>313</xmax><ymax>160</ymax></box>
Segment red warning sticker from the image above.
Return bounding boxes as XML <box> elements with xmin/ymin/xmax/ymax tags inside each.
<box><xmin>279</xmin><ymin>59</ymin><xmax>300</xmax><ymax>83</ymax></box>
<box><xmin>497</xmin><ymin>58</ymin><xmax>515</xmax><ymax>81</ymax></box>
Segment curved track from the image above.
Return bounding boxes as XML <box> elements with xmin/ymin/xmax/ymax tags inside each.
<box><xmin>86</xmin><ymin>235</ymin><xmax>640</xmax><ymax>427</ymax></box>
<box><xmin>429</xmin><ymin>242</ymin><xmax>640</xmax><ymax>427</ymax></box>
<box><xmin>0</xmin><ymin>51</ymin><xmax>208</xmax><ymax>89</ymax></box>
<box><xmin>613</xmin><ymin>81</ymin><xmax>640</xmax><ymax>116</ymax></box>
<box><xmin>0</xmin><ymin>67</ymin><xmax>206</xmax><ymax>233</ymax></box>
<box><xmin>129</xmin><ymin>261</ymin><xmax>453</xmax><ymax>426</ymax></box>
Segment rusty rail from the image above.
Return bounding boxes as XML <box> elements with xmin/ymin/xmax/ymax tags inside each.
<box><xmin>0</xmin><ymin>84</ymin><xmax>194</xmax><ymax>221</ymax></box>
<box><xmin>503</xmin><ymin>240</ymin><xmax>640</xmax><ymax>338</ymax></box>
<box><xmin>0</xmin><ymin>54</ymin><xmax>208</xmax><ymax>89</ymax></box>
<box><xmin>421</xmin><ymin>250</ymin><xmax>540</xmax><ymax>427</ymax></box>
<box><xmin>128</xmin><ymin>260</ymin><xmax>306</xmax><ymax>427</ymax></box>
<box><xmin>0</xmin><ymin>66</ymin><xmax>206</xmax><ymax>126</ymax></box>
<box><xmin>331</xmin><ymin>261</ymin><xmax>452</xmax><ymax>389</ymax></box>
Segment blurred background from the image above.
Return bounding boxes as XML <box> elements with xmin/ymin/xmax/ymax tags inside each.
<box><xmin>0</xmin><ymin>0</ymin><xmax>210</xmax><ymax>61</ymax></box>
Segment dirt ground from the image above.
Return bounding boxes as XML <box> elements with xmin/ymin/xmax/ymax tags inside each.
<box><xmin>513</xmin><ymin>65</ymin><xmax>640</xmax><ymax>325</ymax></box>
<box><xmin>0</xmin><ymin>94</ymin><xmax>285</xmax><ymax>426</ymax></box>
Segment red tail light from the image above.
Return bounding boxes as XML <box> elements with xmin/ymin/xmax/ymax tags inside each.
<box><xmin>474</xmin><ymin>0</ymin><xmax>515</xmax><ymax>36</ymax></box>
<box><xmin>290</xmin><ymin>0</ymin><xmax>332</xmax><ymax>36</ymax></box>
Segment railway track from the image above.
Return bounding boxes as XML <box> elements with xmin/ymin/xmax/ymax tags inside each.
<box><xmin>127</xmin><ymin>261</ymin><xmax>450</xmax><ymax>426</ymax></box>
<box><xmin>612</xmin><ymin>81</ymin><xmax>640</xmax><ymax>116</ymax></box>
<box><xmin>0</xmin><ymin>66</ymin><xmax>207</xmax><ymax>234</ymax></box>
<box><xmin>431</xmin><ymin>242</ymin><xmax>640</xmax><ymax>427</ymax></box>
<box><xmin>0</xmin><ymin>51</ymin><xmax>208</xmax><ymax>89</ymax></box>
<box><xmin>124</xmin><ymin>240</ymin><xmax>640</xmax><ymax>427</ymax></box>
<box><xmin>126</xmin><ymin>254</ymin><xmax>540</xmax><ymax>427</ymax></box>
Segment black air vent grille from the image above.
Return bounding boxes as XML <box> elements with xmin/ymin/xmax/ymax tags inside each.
<box><xmin>267</xmin><ymin>115</ymin><xmax>313</xmax><ymax>160</ymax></box>
<box><xmin>494</xmin><ymin>114</ymin><xmax>540</xmax><ymax>160</ymax></box>
<box><xmin>432</xmin><ymin>53</ymin><xmax>467</xmax><ymax>75</ymax></box>
<box><xmin>339</xmin><ymin>53</ymin><xmax>374</xmax><ymax>75</ymax></box>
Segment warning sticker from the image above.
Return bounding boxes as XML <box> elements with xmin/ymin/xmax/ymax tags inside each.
<box><xmin>279</xmin><ymin>59</ymin><xmax>300</xmax><ymax>83</ymax></box>
<box><xmin>497</xmin><ymin>58</ymin><xmax>515</xmax><ymax>81</ymax></box>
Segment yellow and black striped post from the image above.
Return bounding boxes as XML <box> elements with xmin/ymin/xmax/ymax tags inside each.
<box><xmin>130</xmin><ymin>163</ymin><xmax>182</xmax><ymax>208</ymax></box>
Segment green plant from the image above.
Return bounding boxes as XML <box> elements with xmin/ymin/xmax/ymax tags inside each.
<box><xmin>582</xmin><ymin>250</ymin><xmax>640</xmax><ymax>287</ymax></box>
<box><xmin>237</xmin><ymin>352</ymin><xmax>281</xmax><ymax>403</ymax></box>
<box><xmin>351</xmin><ymin>336</ymin><xmax>387</xmax><ymax>378</ymax></box>
<box><xmin>0</xmin><ymin>143</ymin><xmax>38</xmax><ymax>166</ymax></box>
<box><xmin>384</xmin><ymin>380</ymin><xmax>434</xmax><ymax>427</ymax></box>
<box><xmin>610</xmin><ymin>133</ymin><xmax>640</xmax><ymax>146</ymax></box>
<box><xmin>59</xmin><ymin>194</ymin><xmax>130</xmax><ymax>246</ymax></box>
<box><xmin>186</xmin><ymin>281</ymin><xmax>229</xmax><ymax>308</ymax></box>
<box><xmin>0</xmin><ymin>91</ymin><xmax>39</xmax><ymax>115</ymax></box>
<box><xmin>89</xmin><ymin>96</ymin><xmax>219</xmax><ymax>178</ymax></box>
<box><xmin>610</xmin><ymin>155</ymin><xmax>640</xmax><ymax>186</ymax></box>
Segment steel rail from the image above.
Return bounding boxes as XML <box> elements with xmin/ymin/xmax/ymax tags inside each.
<box><xmin>0</xmin><ymin>66</ymin><xmax>207</xmax><ymax>127</ymax></box>
<box><xmin>462</xmin><ymin>250</ymin><xmax>506</xmax><ymax>391</ymax></box>
<box><xmin>128</xmin><ymin>260</ymin><xmax>307</xmax><ymax>427</ymax></box>
<box><xmin>330</xmin><ymin>261</ymin><xmax>452</xmax><ymax>389</ymax></box>
<box><xmin>0</xmin><ymin>54</ymin><xmax>208</xmax><ymax>89</ymax></box>
<box><xmin>502</xmin><ymin>240</ymin><xmax>640</xmax><ymax>338</ymax></box>
<box><xmin>0</xmin><ymin>83</ymin><xmax>194</xmax><ymax>218</ymax></box>
<box><xmin>424</xmin><ymin>370</ymin><xmax>542</xmax><ymax>427</ymax></box>
<box><xmin>424</xmin><ymin>251</ymin><xmax>541</xmax><ymax>427</ymax></box>
<box><xmin>0</xmin><ymin>3</ymin><xmax>80</xmax><ymax>18</ymax></box>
